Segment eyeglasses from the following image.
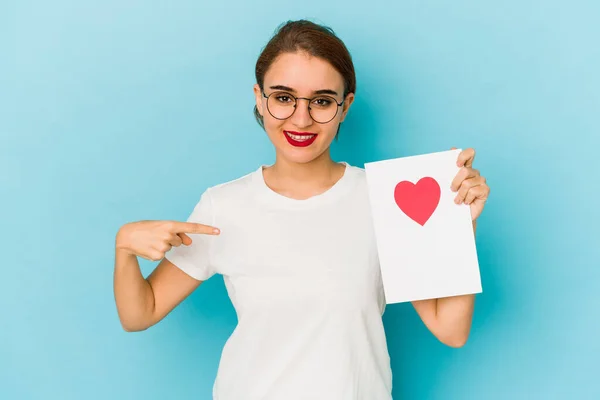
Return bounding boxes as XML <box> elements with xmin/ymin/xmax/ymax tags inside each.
<box><xmin>262</xmin><ymin>91</ymin><xmax>344</xmax><ymax>124</ymax></box>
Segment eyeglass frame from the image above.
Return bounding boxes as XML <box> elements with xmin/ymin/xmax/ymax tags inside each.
<box><xmin>262</xmin><ymin>90</ymin><xmax>346</xmax><ymax>124</ymax></box>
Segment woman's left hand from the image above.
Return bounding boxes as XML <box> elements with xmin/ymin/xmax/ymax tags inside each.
<box><xmin>450</xmin><ymin>147</ymin><xmax>490</xmax><ymax>221</ymax></box>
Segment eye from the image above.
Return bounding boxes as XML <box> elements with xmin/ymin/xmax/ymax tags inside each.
<box><xmin>274</xmin><ymin>92</ymin><xmax>294</xmax><ymax>104</ymax></box>
<box><xmin>313</xmin><ymin>97</ymin><xmax>332</xmax><ymax>107</ymax></box>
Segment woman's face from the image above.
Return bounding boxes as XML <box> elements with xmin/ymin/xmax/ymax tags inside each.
<box><xmin>254</xmin><ymin>51</ymin><xmax>355</xmax><ymax>165</ymax></box>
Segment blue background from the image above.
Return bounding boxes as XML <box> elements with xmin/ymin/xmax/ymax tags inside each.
<box><xmin>2</xmin><ymin>1</ymin><xmax>598</xmax><ymax>399</ymax></box>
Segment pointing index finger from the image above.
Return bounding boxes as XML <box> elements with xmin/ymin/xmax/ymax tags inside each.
<box><xmin>171</xmin><ymin>221</ymin><xmax>220</xmax><ymax>235</ymax></box>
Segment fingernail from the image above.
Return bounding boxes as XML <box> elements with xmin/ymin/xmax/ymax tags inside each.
<box><xmin>213</xmin><ymin>228</ymin><xmax>220</xmax><ymax>234</ymax></box>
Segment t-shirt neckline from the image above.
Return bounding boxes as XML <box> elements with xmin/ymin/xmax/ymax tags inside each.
<box><xmin>251</xmin><ymin>161</ymin><xmax>354</xmax><ymax>209</ymax></box>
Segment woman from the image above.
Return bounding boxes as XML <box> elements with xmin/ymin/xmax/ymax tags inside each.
<box><xmin>113</xmin><ymin>19</ymin><xmax>490</xmax><ymax>400</ymax></box>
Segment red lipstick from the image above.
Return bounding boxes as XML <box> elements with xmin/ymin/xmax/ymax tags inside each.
<box><xmin>283</xmin><ymin>130</ymin><xmax>318</xmax><ymax>147</ymax></box>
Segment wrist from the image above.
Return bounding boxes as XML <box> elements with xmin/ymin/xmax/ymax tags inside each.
<box><xmin>115</xmin><ymin>226</ymin><xmax>133</xmax><ymax>255</ymax></box>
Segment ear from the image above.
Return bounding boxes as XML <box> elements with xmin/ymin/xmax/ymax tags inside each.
<box><xmin>253</xmin><ymin>84</ymin><xmax>264</xmax><ymax>116</ymax></box>
<box><xmin>339</xmin><ymin>92</ymin><xmax>355</xmax><ymax>123</ymax></box>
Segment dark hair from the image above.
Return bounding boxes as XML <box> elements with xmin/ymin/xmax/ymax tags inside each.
<box><xmin>254</xmin><ymin>19</ymin><xmax>356</xmax><ymax>137</ymax></box>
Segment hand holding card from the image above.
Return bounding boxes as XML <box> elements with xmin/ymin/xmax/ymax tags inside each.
<box><xmin>365</xmin><ymin>149</ymin><xmax>483</xmax><ymax>304</ymax></box>
<box><xmin>450</xmin><ymin>147</ymin><xmax>490</xmax><ymax>221</ymax></box>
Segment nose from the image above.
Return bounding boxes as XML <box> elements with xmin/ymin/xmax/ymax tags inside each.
<box><xmin>289</xmin><ymin>98</ymin><xmax>313</xmax><ymax>128</ymax></box>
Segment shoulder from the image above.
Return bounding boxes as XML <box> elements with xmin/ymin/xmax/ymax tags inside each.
<box><xmin>344</xmin><ymin>163</ymin><xmax>367</xmax><ymax>185</ymax></box>
<box><xmin>202</xmin><ymin>166</ymin><xmax>258</xmax><ymax>202</ymax></box>
<box><xmin>346</xmin><ymin>163</ymin><xmax>365</xmax><ymax>176</ymax></box>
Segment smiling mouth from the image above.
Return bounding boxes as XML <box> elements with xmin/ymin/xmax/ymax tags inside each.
<box><xmin>284</xmin><ymin>131</ymin><xmax>317</xmax><ymax>140</ymax></box>
<box><xmin>283</xmin><ymin>130</ymin><xmax>318</xmax><ymax>147</ymax></box>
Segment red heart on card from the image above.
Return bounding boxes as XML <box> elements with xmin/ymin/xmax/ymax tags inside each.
<box><xmin>394</xmin><ymin>177</ymin><xmax>441</xmax><ymax>226</ymax></box>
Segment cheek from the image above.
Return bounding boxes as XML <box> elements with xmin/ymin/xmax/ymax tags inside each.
<box><xmin>263</xmin><ymin>117</ymin><xmax>284</xmax><ymax>138</ymax></box>
<box><xmin>263</xmin><ymin>113</ymin><xmax>280</xmax><ymax>127</ymax></box>
<box><xmin>320</xmin><ymin>120</ymin><xmax>340</xmax><ymax>139</ymax></box>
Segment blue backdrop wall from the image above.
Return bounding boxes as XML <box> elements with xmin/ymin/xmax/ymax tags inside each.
<box><xmin>2</xmin><ymin>1</ymin><xmax>598</xmax><ymax>399</ymax></box>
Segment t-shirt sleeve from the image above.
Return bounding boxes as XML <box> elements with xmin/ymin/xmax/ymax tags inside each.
<box><xmin>164</xmin><ymin>189</ymin><xmax>217</xmax><ymax>281</ymax></box>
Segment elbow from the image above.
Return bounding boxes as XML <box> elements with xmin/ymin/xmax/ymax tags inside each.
<box><xmin>444</xmin><ymin>336</ymin><xmax>468</xmax><ymax>348</ymax></box>
<box><xmin>434</xmin><ymin>324</ymin><xmax>471</xmax><ymax>348</ymax></box>
<box><xmin>441</xmin><ymin>332</ymin><xmax>470</xmax><ymax>348</ymax></box>
<box><xmin>115</xmin><ymin>306</ymin><xmax>154</xmax><ymax>332</ymax></box>
<box><xmin>118</xmin><ymin>316</ymin><xmax>152</xmax><ymax>332</ymax></box>
<box><xmin>121</xmin><ymin>322</ymin><xmax>149</xmax><ymax>332</ymax></box>
<box><xmin>121</xmin><ymin>324</ymin><xmax>141</xmax><ymax>333</ymax></box>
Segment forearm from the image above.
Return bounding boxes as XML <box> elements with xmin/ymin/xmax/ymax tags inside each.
<box><xmin>412</xmin><ymin>294</ymin><xmax>475</xmax><ymax>347</ymax></box>
<box><xmin>113</xmin><ymin>248</ymin><xmax>155</xmax><ymax>332</ymax></box>
<box><xmin>412</xmin><ymin>221</ymin><xmax>478</xmax><ymax>346</ymax></box>
<box><xmin>436</xmin><ymin>294</ymin><xmax>475</xmax><ymax>345</ymax></box>
<box><xmin>431</xmin><ymin>221</ymin><xmax>477</xmax><ymax>344</ymax></box>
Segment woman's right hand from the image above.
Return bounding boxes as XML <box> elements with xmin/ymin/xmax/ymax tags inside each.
<box><xmin>115</xmin><ymin>220</ymin><xmax>220</xmax><ymax>261</ymax></box>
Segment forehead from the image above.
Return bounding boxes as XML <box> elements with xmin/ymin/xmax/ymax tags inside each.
<box><xmin>264</xmin><ymin>51</ymin><xmax>344</xmax><ymax>93</ymax></box>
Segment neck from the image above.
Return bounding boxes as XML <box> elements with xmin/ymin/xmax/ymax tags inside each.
<box><xmin>272</xmin><ymin>150</ymin><xmax>337</xmax><ymax>180</ymax></box>
<box><xmin>263</xmin><ymin>150</ymin><xmax>345</xmax><ymax>200</ymax></box>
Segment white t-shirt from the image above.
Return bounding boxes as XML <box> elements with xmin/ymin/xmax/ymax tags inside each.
<box><xmin>165</xmin><ymin>162</ymin><xmax>393</xmax><ymax>400</ymax></box>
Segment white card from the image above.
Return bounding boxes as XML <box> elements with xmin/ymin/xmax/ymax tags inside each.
<box><xmin>364</xmin><ymin>149</ymin><xmax>482</xmax><ymax>304</ymax></box>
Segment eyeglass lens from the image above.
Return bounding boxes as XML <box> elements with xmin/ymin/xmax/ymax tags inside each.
<box><xmin>266</xmin><ymin>91</ymin><xmax>339</xmax><ymax>123</ymax></box>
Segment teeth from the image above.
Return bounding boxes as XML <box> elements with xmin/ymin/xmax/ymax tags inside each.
<box><xmin>286</xmin><ymin>132</ymin><xmax>315</xmax><ymax>141</ymax></box>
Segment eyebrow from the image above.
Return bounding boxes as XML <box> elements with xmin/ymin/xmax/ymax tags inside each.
<box><xmin>268</xmin><ymin>85</ymin><xmax>339</xmax><ymax>97</ymax></box>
